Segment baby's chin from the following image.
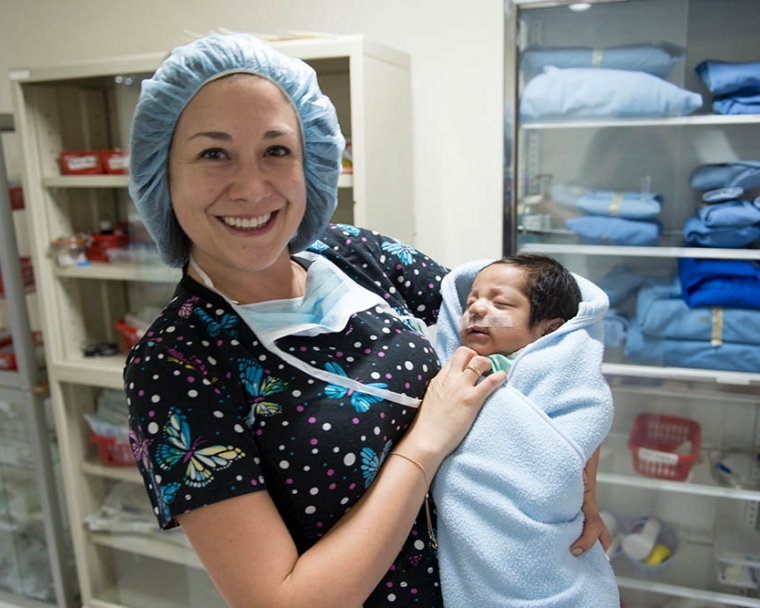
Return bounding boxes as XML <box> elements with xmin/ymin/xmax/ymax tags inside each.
<box><xmin>460</xmin><ymin>334</ymin><xmax>495</xmax><ymax>357</ymax></box>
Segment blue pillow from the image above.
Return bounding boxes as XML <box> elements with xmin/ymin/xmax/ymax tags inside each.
<box><xmin>521</xmin><ymin>42</ymin><xmax>686</xmax><ymax>81</ymax></box>
<box><xmin>520</xmin><ymin>67</ymin><xmax>703</xmax><ymax>120</ymax></box>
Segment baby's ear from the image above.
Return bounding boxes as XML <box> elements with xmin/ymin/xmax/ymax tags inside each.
<box><xmin>541</xmin><ymin>318</ymin><xmax>565</xmax><ymax>336</ymax></box>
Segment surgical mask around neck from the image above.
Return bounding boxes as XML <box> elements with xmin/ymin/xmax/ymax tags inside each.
<box><xmin>188</xmin><ymin>253</ymin><xmax>423</xmax><ymax>407</ymax></box>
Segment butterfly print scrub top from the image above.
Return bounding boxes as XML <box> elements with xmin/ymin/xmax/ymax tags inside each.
<box><xmin>125</xmin><ymin>224</ymin><xmax>448</xmax><ymax>606</ymax></box>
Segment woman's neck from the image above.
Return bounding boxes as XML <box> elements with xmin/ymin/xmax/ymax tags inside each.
<box><xmin>188</xmin><ymin>255</ymin><xmax>307</xmax><ymax>305</ymax></box>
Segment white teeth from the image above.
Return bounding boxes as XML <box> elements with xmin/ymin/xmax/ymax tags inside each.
<box><xmin>222</xmin><ymin>213</ymin><xmax>272</xmax><ymax>229</ymax></box>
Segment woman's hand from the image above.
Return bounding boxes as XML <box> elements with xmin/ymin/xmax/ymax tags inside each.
<box><xmin>571</xmin><ymin>446</ymin><xmax>612</xmax><ymax>555</ymax></box>
<box><xmin>400</xmin><ymin>346</ymin><xmax>507</xmax><ymax>462</ymax></box>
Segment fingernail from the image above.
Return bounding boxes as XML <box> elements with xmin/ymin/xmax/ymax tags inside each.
<box><xmin>571</xmin><ymin>547</ymin><xmax>583</xmax><ymax>556</ymax></box>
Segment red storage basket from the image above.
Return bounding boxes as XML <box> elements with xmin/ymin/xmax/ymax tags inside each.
<box><xmin>114</xmin><ymin>319</ymin><xmax>143</xmax><ymax>351</ymax></box>
<box><xmin>628</xmin><ymin>414</ymin><xmax>701</xmax><ymax>481</ymax></box>
<box><xmin>90</xmin><ymin>432</ymin><xmax>134</xmax><ymax>466</ymax></box>
<box><xmin>98</xmin><ymin>149</ymin><xmax>130</xmax><ymax>174</ymax></box>
<box><xmin>85</xmin><ymin>234</ymin><xmax>129</xmax><ymax>262</ymax></box>
<box><xmin>59</xmin><ymin>150</ymin><xmax>104</xmax><ymax>175</ymax></box>
<box><xmin>9</xmin><ymin>186</ymin><xmax>24</xmax><ymax>210</ymax></box>
<box><xmin>0</xmin><ymin>256</ymin><xmax>34</xmax><ymax>296</ymax></box>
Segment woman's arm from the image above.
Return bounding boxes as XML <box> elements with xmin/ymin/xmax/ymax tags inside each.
<box><xmin>570</xmin><ymin>446</ymin><xmax>612</xmax><ymax>555</ymax></box>
<box><xmin>179</xmin><ymin>348</ymin><xmax>505</xmax><ymax>608</ymax></box>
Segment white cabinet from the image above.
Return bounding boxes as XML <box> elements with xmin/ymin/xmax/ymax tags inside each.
<box><xmin>11</xmin><ymin>35</ymin><xmax>413</xmax><ymax>608</ymax></box>
<box><xmin>506</xmin><ymin>1</ymin><xmax>760</xmax><ymax>606</ymax></box>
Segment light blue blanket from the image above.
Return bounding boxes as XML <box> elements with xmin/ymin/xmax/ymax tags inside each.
<box><xmin>432</xmin><ymin>260</ymin><xmax>619</xmax><ymax>608</ymax></box>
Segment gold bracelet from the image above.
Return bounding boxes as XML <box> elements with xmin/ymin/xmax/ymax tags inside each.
<box><xmin>389</xmin><ymin>451</ymin><xmax>430</xmax><ymax>487</ymax></box>
<box><xmin>388</xmin><ymin>452</ymin><xmax>438</xmax><ymax>549</ymax></box>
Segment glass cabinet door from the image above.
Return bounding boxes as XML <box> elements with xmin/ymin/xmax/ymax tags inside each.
<box><xmin>507</xmin><ymin>1</ymin><xmax>760</xmax><ymax>606</ymax></box>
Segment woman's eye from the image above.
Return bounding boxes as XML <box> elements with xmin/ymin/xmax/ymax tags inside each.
<box><xmin>200</xmin><ymin>148</ymin><xmax>227</xmax><ymax>160</ymax></box>
<box><xmin>265</xmin><ymin>145</ymin><xmax>290</xmax><ymax>157</ymax></box>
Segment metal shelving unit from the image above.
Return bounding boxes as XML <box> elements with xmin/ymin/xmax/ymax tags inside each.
<box><xmin>0</xmin><ymin>133</ymin><xmax>77</xmax><ymax>608</ymax></box>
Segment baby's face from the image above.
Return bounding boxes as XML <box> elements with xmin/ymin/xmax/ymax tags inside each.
<box><xmin>460</xmin><ymin>264</ymin><xmax>544</xmax><ymax>356</ymax></box>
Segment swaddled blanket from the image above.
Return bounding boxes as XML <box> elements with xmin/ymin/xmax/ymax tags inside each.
<box><xmin>432</xmin><ymin>260</ymin><xmax>619</xmax><ymax>608</ymax></box>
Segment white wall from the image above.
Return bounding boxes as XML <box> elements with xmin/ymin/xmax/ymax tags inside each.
<box><xmin>0</xmin><ymin>0</ymin><xmax>505</xmax><ymax>266</ymax></box>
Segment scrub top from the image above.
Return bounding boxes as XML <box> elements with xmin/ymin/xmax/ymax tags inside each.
<box><xmin>125</xmin><ymin>224</ymin><xmax>448</xmax><ymax>606</ymax></box>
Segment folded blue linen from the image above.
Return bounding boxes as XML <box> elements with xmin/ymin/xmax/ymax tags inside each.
<box><xmin>712</xmin><ymin>97</ymin><xmax>760</xmax><ymax>115</ymax></box>
<box><xmin>597</xmin><ymin>265</ymin><xmax>645</xmax><ymax>307</ymax></box>
<box><xmin>635</xmin><ymin>277</ymin><xmax>760</xmax><ymax>344</ymax></box>
<box><xmin>690</xmin><ymin>161</ymin><xmax>760</xmax><ymax>192</ymax></box>
<box><xmin>552</xmin><ymin>184</ymin><xmax>662</xmax><ymax>219</ymax></box>
<box><xmin>520</xmin><ymin>67</ymin><xmax>703</xmax><ymax>120</ymax></box>
<box><xmin>604</xmin><ymin>309</ymin><xmax>630</xmax><ymax>348</ymax></box>
<box><xmin>698</xmin><ymin>199</ymin><xmax>760</xmax><ymax>227</ymax></box>
<box><xmin>683</xmin><ymin>216</ymin><xmax>760</xmax><ymax>248</ymax></box>
<box><xmin>696</xmin><ymin>60</ymin><xmax>760</xmax><ymax>97</ymax></box>
<box><xmin>521</xmin><ymin>42</ymin><xmax>686</xmax><ymax>81</ymax></box>
<box><xmin>625</xmin><ymin>322</ymin><xmax>760</xmax><ymax>373</ymax></box>
<box><xmin>679</xmin><ymin>258</ymin><xmax>760</xmax><ymax>310</ymax></box>
<box><xmin>433</xmin><ymin>260</ymin><xmax>619</xmax><ymax>608</ymax></box>
<box><xmin>566</xmin><ymin>216</ymin><xmax>661</xmax><ymax>246</ymax></box>
<box><xmin>702</xmin><ymin>186</ymin><xmax>745</xmax><ymax>203</ymax></box>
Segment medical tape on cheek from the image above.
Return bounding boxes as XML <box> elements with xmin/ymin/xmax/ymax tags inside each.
<box><xmin>459</xmin><ymin>313</ymin><xmax>515</xmax><ymax>331</ymax></box>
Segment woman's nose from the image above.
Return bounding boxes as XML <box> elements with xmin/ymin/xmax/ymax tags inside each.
<box><xmin>227</xmin><ymin>161</ymin><xmax>273</xmax><ymax>201</ymax></box>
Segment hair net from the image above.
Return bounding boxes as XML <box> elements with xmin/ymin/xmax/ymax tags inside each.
<box><xmin>129</xmin><ymin>33</ymin><xmax>345</xmax><ymax>268</ymax></box>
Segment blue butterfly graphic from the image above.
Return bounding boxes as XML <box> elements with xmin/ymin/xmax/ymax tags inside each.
<box><xmin>193</xmin><ymin>308</ymin><xmax>238</xmax><ymax>338</ymax></box>
<box><xmin>361</xmin><ymin>441</ymin><xmax>392</xmax><ymax>488</ymax></box>
<box><xmin>155</xmin><ymin>408</ymin><xmax>245</xmax><ymax>488</ymax></box>
<box><xmin>381</xmin><ymin>241</ymin><xmax>418</xmax><ymax>266</ymax></box>
<box><xmin>308</xmin><ymin>239</ymin><xmax>329</xmax><ymax>252</ymax></box>
<box><xmin>336</xmin><ymin>224</ymin><xmax>362</xmax><ymax>237</ymax></box>
<box><xmin>323</xmin><ymin>362</ymin><xmax>387</xmax><ymax>413</ymax></box>
<box><xmin>156</xmin><ymin>479</ymin><xmax>181</xmax><ymax>522</ymax></box>
<box><xmin>238</xmin><ymin>359</ymin><xmax>288</xmax><ymax>424</ymax></box>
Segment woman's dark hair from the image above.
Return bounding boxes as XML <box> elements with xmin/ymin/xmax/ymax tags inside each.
<box><xmin>490</xmin><ymin>253</ymin><xmax>581</xmax><ymax>327</ymax></box>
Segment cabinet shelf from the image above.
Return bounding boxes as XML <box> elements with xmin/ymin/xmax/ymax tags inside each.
<box><xmin>81</xmin><ymin>457</ymin><xmax>141</xmax><ymax>484</ymax></box>
<box><xmin>599</xmin><ymin>434</ymin><xmax>760</xmax><ymax>501</ymax></box>
<box><xmin>91</xmin><ymin>532</ymin><xmax>202</xmax><ymax>570</ymax></box>
<box><xmin>521</xmin><ymin>113</ymin><xmax>760</xmax><ymax>130</ymax></box>
<box><xmin>52</xmin><ymin>357</ymin><xmax>126</xmax><ymax>389</ymax></box>
<box><xmin>54</xmin><ymin>261</ymin><xmax>180</xmax><ymax>283</ymax></box>
<box><xmin>42</xmin><ymin>173</ymin><xmax>354</xmax><ymax>190</ymax></box>
<box><xmin>603</xmin><ymin>363</ymin><xmax>760</xmax><ymax>387</ymax></box>
<box><xmin>520</xmin><ymin>242</ymin><xmax>760</xmax><ymax>261</ymax></box>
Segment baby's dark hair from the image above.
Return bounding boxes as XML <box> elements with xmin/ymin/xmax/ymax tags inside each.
<box><xmin>489</xmin><ymin>253</ymin><xmax>581</xmax><ymax>327</ymax></box>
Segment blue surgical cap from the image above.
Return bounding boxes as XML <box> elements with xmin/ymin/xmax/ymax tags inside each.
<box><xmin>129</xmin><ymin>33</ymin><xmax>345</xmax><ymax>268</ymax></box>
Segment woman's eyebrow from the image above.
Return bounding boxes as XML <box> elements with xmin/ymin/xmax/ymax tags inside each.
<box><xmin>187</xmin><ymin>131</ymin><xmax>231</xmax><ymax>142</ymax></box>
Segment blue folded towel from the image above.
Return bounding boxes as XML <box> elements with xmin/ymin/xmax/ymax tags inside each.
<box><xmin>699</xmin><ymin>199</ymin><xmax>760</xmax><ymax>227</ymax></box>
<box><xmin>625</xmin><ymin>322</ymin><xmax>760</xmax><ymax>373</ymax></box>
<box><xmin>696</xmin><ymin>60</ymin><xmax>760</xmax><ymax>97</ymax></box>
<box><xmin>597</xmin><ymin>265</ymin><xmax>645</xmax><ymax>307</ymax></box>
<box><xmin>679</xmin><ymin>258</ymin><xmax>760</xmax><ymax>310</ymax></box>
<box><xmin>684</xmin><ymin>216</ymin><xmax>760</xmax><ymax>248</ymax></box>
<box><xmin>552</xmin><ymin>184</ymin><xmax>662</xmax><ymax>220</ymax></box>
<box><xmin>713</xmin><ymin>97</ymin><xmax>760</xmax><ymax>115</ymax></box>
<box><xmin>636</xmin><ymin>278</ymin><xmax>760</xmax><ymax>344</ymax></box>
<box><xmin>604</xmin><ymin>309</ymin><xmax>630</xmax><ymax>348</ymax></box>
<box><xmin>521</xmin><ymin>42</ymin><xmax>686</xmax><ymax>81</ymax></box>
<box><xmin>566</xmin><ymin>215</ymin><xmax>661</xmax><ymax>246</ymax></box>
<box><xmin>702</xmin><ymin>186</ymin><xmax>745</xmax><ymax>203</ymax></box>
<box><xmin>690</xmin><ymin>161</ymin><xmax>760</xmax><ymax>192</ymax></box>
<box><xmin>432</xmin><ymin>260</ymin><xmax>619</xmax><ymax>608</ymax></box>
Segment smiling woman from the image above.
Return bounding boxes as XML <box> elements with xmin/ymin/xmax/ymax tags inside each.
<box><xmin>168</xmin><ymin>74</ymin><xmax>308</xmax><ymax>303</ymax></box>
<box><xmin>123</xmin><ymin>32</ymin><xmax>513</xmax><ymax>608</ymax></box>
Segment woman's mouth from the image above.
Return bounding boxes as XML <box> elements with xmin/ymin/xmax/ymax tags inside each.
<box><xmin>220</xmin><ymin>213</ymin><xmax>273</xmax><ymax>230</ymax></box>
